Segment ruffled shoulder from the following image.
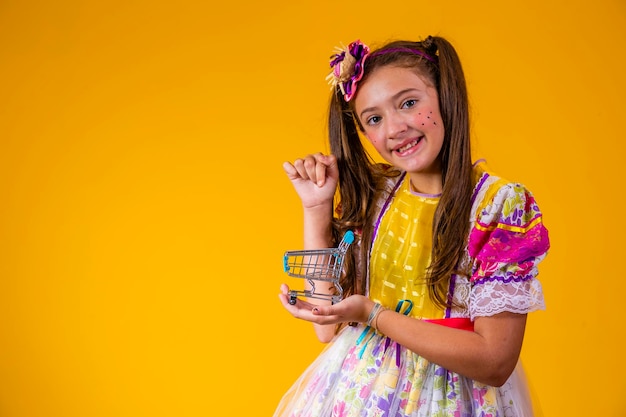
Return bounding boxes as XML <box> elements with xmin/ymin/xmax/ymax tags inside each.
<box><xmin>465</xmin><ymin>162</ymin><xmax>550</xmax><ymax>317</ymax></box>
<box><xmin>468</xmin><ymin>162</ymin><xmax>550</xmax><ymax>275</ymax></box>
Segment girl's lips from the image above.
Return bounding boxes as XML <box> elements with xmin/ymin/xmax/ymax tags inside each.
<box><xmin>394</xmin><ymin>137</ymin><xmax>423</xmax><ymax>154</ymax></box>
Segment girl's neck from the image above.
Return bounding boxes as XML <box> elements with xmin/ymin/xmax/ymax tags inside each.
<box><xmin>408</xmin><ymin>172</ymin><xmax>443</xmax><ymax>195</ymax></box>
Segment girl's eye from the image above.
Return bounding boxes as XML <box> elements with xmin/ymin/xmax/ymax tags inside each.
<box><xmin>366</xmin><ymin>115</ymin><xmax>382</xmax><ymax>125</ymax></box>
<box><xmin>401</xmin><ymin>99</ymin><xmax>417</xmax><ymax>109</ymax></box>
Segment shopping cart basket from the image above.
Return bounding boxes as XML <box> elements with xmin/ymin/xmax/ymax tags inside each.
<box><xmin>283</xmin><ymin>230</ymin><xmax>355</xmax><ymax>305</ymax></box>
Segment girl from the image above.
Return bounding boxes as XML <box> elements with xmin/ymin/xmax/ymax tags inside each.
<box><xmin>275</xmin><ymin>36</ymin><xmax>549</xmax><ymax>417</ymax></box>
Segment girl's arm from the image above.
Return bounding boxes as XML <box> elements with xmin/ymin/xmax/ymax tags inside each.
<box><xmin>281</xmin><ymin>153</ymin><xmax>339</xmax><ymax>342</ymax></box>
<box><xmin>373</xmin><ymin>307</ymin><xmax>526</xmax><ymax>387</ymax></box>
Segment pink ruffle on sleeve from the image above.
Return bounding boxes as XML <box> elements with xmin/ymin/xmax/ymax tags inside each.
<box><xmin>467</xmin><ymin>183</ymin><xmax>550</xmax><ymax>318</ymax></box>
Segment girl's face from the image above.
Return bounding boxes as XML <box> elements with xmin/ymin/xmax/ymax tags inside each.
<box><xmin>353</xmin><ymin>65</ymin><xmax>445</xmax><ymax>194</ymax></box>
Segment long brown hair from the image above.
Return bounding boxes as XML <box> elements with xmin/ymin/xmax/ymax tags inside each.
<box><xmin>328</xmin><ymin>36</ymin><xmax>474</xmax><ymax>316</ymax></box>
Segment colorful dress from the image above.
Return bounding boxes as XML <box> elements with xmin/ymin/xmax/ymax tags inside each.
<box><xmin>274</xmin><ymin>161</ymin><xmax>550</xmax><ymax>417</ymax></box>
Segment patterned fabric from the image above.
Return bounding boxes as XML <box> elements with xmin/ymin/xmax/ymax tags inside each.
<box><xmin>274</xmin><ymin>161</ymin><xmax>550</xmax><ymax>417</ymax></box>
<box><xmin>465</xmin><ymin>164</ymin><xmax>549</xmax><ymax>319</ymax></box>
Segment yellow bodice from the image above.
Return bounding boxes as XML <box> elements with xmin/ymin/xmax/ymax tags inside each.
<box><xmin>369</xmin><ymin>176</ymin><xmax>445</xmax><ymax>319</ymax></box>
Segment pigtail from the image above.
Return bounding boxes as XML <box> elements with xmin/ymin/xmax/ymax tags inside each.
<box><xmin>328</xmin><ymin>88</ymin><xmax>378</xmax><ymax>305</ymax></box>
<box><xmin>426</xmin><ymin>36</ymin><xmax>474</xmax><ymax>307</ymax></box>
<box><xmin>329</xmin><ymin>89</ymin><xmax>376</xmax><ymax>226</ymax></box>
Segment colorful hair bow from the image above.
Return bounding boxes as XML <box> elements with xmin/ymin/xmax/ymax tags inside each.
<box><xmin>325</xmin><ymin>40</ymin><xmax>370</xmax><ymax>102</ymax></box>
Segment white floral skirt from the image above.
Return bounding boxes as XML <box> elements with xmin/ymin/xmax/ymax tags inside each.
<box><xmin>273</xmin><ymin>325</ymin><xmax>536</xmax><ymax>417</ymax></box>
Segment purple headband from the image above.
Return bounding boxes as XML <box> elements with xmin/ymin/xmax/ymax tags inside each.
<box><xmin>370</xmin><ymin>47</ymin><xmax>437</xmax><ymax>64</ymax></box>
<box><xmin>327</xmin><ymin>40</ymin><xmax>437</xmax><ymax>102</ymax></box>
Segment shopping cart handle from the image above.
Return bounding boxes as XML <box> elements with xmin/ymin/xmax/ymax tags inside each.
<box><xmin>283</xmin><ymin>255</ymin><xmax>290</xmax><ymax>272</ymax></box>
<box><xmin>343</xmin><ymin>230</ymin><xmax>355</xmax><ymax>244</ymax></box>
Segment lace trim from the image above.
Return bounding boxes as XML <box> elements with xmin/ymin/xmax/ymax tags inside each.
<box><xmin>469</xmin><ymin>276</ymin><xmax>545</xmax><ymax>319</ymax></box>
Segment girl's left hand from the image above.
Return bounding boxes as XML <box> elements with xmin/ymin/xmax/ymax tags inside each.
<box><xmin>278</xmin><ymin>284</ymin><xmax>373</xmax><ymax>325</ymax></box>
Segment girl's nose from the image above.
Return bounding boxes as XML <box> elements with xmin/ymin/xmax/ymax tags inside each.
<box><xmin>386</xmin><ymin>112</ymin><xmax>408</xmax><ymax>138</ymax></box>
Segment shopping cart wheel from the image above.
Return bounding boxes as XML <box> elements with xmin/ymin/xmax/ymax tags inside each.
<box><xmin>289</xmin><ymin>292</ymin><xmax>297</xmax><ymax>305</ymax></box>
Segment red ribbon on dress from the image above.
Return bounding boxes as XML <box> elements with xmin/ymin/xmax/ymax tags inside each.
<box><xmin>424</xmin><ymin>317</ymin><xmax>474</xmax><ymax>331</ymax></box>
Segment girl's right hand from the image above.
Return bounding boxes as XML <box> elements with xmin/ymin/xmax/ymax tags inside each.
<box><xmin>283</xmin><ymin>153</ymin><xmax>338</xmax><ymax>209</ymax></box>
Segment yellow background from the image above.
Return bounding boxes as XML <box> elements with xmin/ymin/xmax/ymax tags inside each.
<box><xmin>0</xmin><ymin>1</ymin><xmax>624</xmax><ymax>416</ymax></box>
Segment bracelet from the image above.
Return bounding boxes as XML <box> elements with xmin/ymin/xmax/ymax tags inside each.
<box><xmin>366</xmin><ymin>302</ymin><xmax>387</xmax><ymax>329</ymax></box>
<box><xmin>373</xmin><ymin>306</ymin><xmax>386</xmax><ymax>330</ymax></box>
<box><xmin>366</xmin><ymin>303</ymin><xmax>382</xmax><ymax>327</ymax></box>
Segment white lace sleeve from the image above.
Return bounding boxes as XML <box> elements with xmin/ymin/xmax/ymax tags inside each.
<box><xmin>469</xmin><ymin>255</ymin><xmax>547</xmax><ymax>318</ymax></box>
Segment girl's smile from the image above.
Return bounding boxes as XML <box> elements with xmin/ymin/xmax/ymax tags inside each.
<box><xmin>395</xmin><ymin>137</ymin><xmax>423</xmax><ymax>155</ymax></box>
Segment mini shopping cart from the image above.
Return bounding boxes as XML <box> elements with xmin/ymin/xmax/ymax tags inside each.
<box><xmin>283</xmin><ymin>230</ymin><xmax>355</xmax><ymax>305</ymax></box>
